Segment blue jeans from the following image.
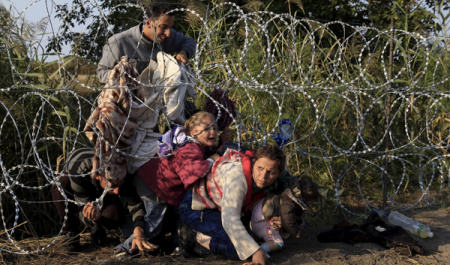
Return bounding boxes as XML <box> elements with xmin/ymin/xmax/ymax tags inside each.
<box><xmin>115</xmin><ymin>199</ymin><xmax>167</xmax><ymax>253</ymax></box>
<box><xmin>179</xmin><ymin>190</ymin><xmax>239</xmax><ymax>260</ymax></box>
<box><xmin>115</xmin><ymin>173</ymin><xmax>168</xmax><ymax>253</ymax></box>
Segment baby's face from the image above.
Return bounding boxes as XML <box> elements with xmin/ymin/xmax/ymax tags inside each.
<box><xmin>304</xmin><ymin>198</ymin><xmax>314</xmax><ymax>207</ymax></box>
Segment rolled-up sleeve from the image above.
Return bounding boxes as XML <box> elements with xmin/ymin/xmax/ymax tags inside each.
<box><xmin>165</xmin><ymin>30</ymin><xmax>196</xmax><ymax>59</ymax></box>
<box><xmin>96</xmin><ymin>41</ymin><xmax>121</xmax><ymax>83</ymax></box>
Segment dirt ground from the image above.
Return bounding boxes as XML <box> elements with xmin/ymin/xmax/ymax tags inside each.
<box><xmin>1</xmin><ymin>207</ymin><xmax>449</xmax><ymax>265</ymax></box>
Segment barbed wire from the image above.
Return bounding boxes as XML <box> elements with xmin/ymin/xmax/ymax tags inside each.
<box><xmin>0</xmin><ymin>1</ymin><xmax>449</xmax><ymax>254</ymax></box>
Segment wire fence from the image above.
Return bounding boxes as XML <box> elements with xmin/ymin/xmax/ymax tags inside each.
<box><xmin>0</xmin><ymin>1</ymin><xmax>449</xmax><ymax>253</ymax></box>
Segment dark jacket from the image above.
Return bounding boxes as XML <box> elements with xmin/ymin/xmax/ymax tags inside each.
<box><xmin>65</xmin><ymin>148</ymin><xmax>145</xmax><ymax>230</ymax></box>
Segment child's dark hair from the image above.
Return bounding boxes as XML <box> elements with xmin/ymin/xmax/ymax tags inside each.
<box><xmin>299</xmin><ymin>178</ymin><xmax>319</xmax><ymax>205</ymax></box>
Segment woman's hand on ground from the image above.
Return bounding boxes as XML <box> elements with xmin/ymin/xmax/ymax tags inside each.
<box><xmin>129</xmin><ymin>227</ymin><xmax>159</xmax><ymax>252</ymax></box>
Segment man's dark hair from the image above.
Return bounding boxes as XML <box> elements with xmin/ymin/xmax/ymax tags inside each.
<box><xmin>146</xmin><ymin>2</ymin><xmax>177</xmax><ymax>19</ymax></box>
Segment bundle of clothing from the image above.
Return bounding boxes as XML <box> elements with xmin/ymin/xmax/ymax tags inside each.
<box><xmin>317</xmin><ymin>211</ymin><xmax>425</xmax><ymax>256</ymax></box>
<box><xmin>84</xmin><ymin>52</ymin><xmax>196</xmax><ymax>184</ymax></box>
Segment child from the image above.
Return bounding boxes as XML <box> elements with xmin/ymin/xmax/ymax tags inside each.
<box><xmin>138</xmin><ymin>111</ymin><xmax>222</xmax><ymax>207</ymax></box>
<box><xmin>250</xmin><ymin>177</ymin><xmax>319</xmax><ymax>256</ymax></box>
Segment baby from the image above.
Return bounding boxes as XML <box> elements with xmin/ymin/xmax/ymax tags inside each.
<box><xmin>250</xmin><ymin>177</ymin><xmax>319</xmax><ymax>255</ymax></box>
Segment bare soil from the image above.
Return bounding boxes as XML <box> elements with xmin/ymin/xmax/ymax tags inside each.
<box><xmin>2</xmin><ymin>207</ymin><xmax>449</xmax><ymax>265</ymax></box>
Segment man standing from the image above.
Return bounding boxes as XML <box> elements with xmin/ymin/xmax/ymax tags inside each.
<box><xmin>96</xmin><ymin>2</ymin><xmax>196</xmax><ymax>83</ymax></box>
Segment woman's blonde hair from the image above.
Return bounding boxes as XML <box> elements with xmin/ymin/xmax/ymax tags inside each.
<box><xmin>184</xmin><ymin>111</ymin><xmax>216</xmax><ymax>136</ymax></box>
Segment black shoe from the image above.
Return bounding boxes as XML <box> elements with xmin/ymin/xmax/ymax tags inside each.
<box><xmin>91</xmin><ymin>225</ymin><xmax>107</xmax><ymax>246</ymax></box>
<box><xmin>178</xmin><ymin>225</ymin><xmax>212</xmax><ymax>258</ymax></box>
<box><xmin>193</xmin><ymin>243</ymin><xmax>212</xmax><ymax>257</ymax></box>
<box><xmin>60</xmin><ymin>232</ymin><xmax>81</xmax><ymax>252</ymax></box>
<box><xmin>177</xmin><ymin>224</ymin><xmax>198</xmax><ymax>258</ymax></box>
<box><xmin>153</xmin><ymin>232</ymin><xmax>176</xmax><ymax>256</ymax></box>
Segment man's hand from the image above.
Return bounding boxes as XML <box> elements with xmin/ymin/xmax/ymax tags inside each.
<box><xmin>107</xmin><ymin>63</ymin><xmax>122</xmax><ymax>86</ymax></box>
<box><xmin>243</xmin><ymin>249</ymin><xmax>268</xmax><ymax>265</ymax></box>
<box><xmin>129</xmin><ymin>227</ymin><xmax>159</xmax><ymax>252</ymax></box>
<box><xmin>176</xmin><ymin>50</ymin><xmax>189</xmax><ymax>64</ymax></box>
<box><xmin>83</xmin><ymin>202</ymin><xmax>101</xmax><ymax>222</ymax></box>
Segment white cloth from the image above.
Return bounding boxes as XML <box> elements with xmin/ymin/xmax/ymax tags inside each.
<box><xmin>127</xmin><ymin>51</ymin><xmax>196</xmax><ymax>173</ymax></box>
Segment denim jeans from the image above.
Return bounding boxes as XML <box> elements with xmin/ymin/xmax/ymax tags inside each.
<box><xmin>114</xmin><ymin>173</ymin><xmax>168</xmax><ymax>253</ymax></box>
<box><xmin>179</xmin><ymin>190</ymin><xmax>239</xmax><ymax>260</ymax></box>
<box><xmin>115</xmin><ymin>199</ymin><xmax>167</xmax><ymax>253</ymax></box>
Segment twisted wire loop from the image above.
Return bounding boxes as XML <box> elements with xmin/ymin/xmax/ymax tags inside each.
<box><xmin>1</xmin><ymin>1</ymin><xmax>449</xmax><ymax>253</ymax></box>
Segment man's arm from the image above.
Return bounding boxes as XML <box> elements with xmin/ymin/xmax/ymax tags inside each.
<box><xmin>176</xmin><ymin>50</ymin><xmax>189</xmax><ymax>64</ymax></box>
<box><xmin>69</xmin><ymin>174</ymin><xmax>99</xmax><ymax>225</ymax></box>
<box><xmin>122</xmin><ymin>178</ymin><xmax>159</xmax><ymax>252</ymax></box>
<box><xmin>164</xmin><ymin>29</ymin><xmax>196</xmax><ymax>60</ymax></box>
<box><xmin>122</xmin><ymin>179</ymin><xmax>146</xmax><ymax>230</ymax></box>
<box><xmin>96</xmin><ymin>41</ymin><xmax>122</xmax><ymax>83</ymax></box>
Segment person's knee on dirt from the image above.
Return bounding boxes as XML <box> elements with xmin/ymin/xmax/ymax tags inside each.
<box><xmin>279</xmin><ymin>178</ymin><xmax>319</xmax><ymax>238</ymax></box>
<box><xmin>87</xmin><ymin>174</ymin><xmax>158</xmax><ymax>252</ymax></box>
<box><xmin>78</xmin><ymin>174</ymin><xmax>124</xmax><ymax>246</ymax></box>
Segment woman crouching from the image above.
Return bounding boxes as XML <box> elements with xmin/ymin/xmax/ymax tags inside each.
<box><xmin>179</xmin><ymin>143</ymin><xmax>286</xmax><ymax>265</ymax></box>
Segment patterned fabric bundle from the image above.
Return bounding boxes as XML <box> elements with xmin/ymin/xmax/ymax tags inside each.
<box><xmin>84</xmin><ymin>52</ymin><xmax>196</xmax><ymax>184</ymax></box>
<box><xmin>84</xmin><ymin>55</ymin><xmax>140</xmax><ymax>184</ymax></box>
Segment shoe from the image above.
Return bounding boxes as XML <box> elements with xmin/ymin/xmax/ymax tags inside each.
<box><xmin>60</xmin><ymin>232</ymin><xmax>81</xmax><ymax>252</ymax></box>
<box><xmin>113</xmin><ymin>248</ymin><xmax>128</xmax><ymax>257</ymax></box>
<box><xmin>91</xmin><ymin>225</ymin><xmax>107</xmax><ymax>246</ymax></box>
<box><xmin>112</xmin><ymin>248</ymin><xmax>137</xmax><ymax>261</ymax></box>
<box><xmin>177</xmin><ymin>224</ymin><xmax>198</xmax><ymax>258</ymax></box>
<box><xmin>153</xmin><ymin>232</ymin><xmax>176</xmax><ymax>256</ymax></box>
<box><xmin>112</xmin><ymin>247</ymin><xmax>133</xmax><ymax>260</ymax></box>
<box><xmin>193</xmin><ymin>243</ymin><xmax>212</xmax><ymax>257</ymax></box>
